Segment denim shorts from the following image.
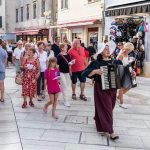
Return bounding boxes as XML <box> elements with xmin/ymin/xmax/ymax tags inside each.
<box><xmin>0</xmin><ymin>72</ymin><xmax>5</xmax><ymax>80</ymax></box>
<box><xmin>71</xmin><ymin>71</ymin><xmax>86</xmax><ymax>84</ymax></box>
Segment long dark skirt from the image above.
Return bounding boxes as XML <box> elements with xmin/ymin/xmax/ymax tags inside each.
<box><xmin>94</xmin><ymin>82</ymin><xmax>117</xmax><ymax>134</ymax></box>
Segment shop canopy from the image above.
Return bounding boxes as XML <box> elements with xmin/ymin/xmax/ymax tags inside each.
<box><xmin>106</xmin><ymin>1</ymin><xmax>150</xmax><ymax>17</ymax></box>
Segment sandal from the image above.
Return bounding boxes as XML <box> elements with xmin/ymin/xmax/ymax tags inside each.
<box><xmin>0</xmin><ymin>99</ymin><xmax>5</xmax><ymax>102</ymax></box>
<box><xmin>72</xmin><ymin>94</ymin><xmax>77</xmax><ymax>100</ymax></box>
<box><xmin>29</xmin><ymin>101</ymin><xmax>34</xmax><ymax>107</ymax></box>
<box><xmin>22</xmin><ymin>101</ymin><xmax>27</xmax><ymax>108</ymax></box>
<box><xmin>110</xmin><ymin>135</ymin><xmax>119</xmax><ymax>141</ymax></box>
<box><xmin>80</xmin><ymin>95</ymin><xmax>87</xmax><ymax>101</ymax></box>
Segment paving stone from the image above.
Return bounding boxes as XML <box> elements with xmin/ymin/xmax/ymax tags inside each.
<box><xmin>65</xmin><ymin>143</ymin><xmax>115</xmax><ymax>150</ymax></box>
<box><xmin>0</xmin><ymin>122</ymin><xmax>17</xmax><ymax>132</ymax></box>
<box><xmin>65</xmin><ymin>115</ymin><xmax>88</xmax><ymax>124</ymax></box>
<box><xmin>0</xmin><ymin>143</ymin><xmax>22</xmax><ymax>150</ymax></box>
<box><xmin>109</xmin><ymin>135</ymin><xmax>145</xmax><ymax>149</ymax></box>
<box><xmin>19</xmin><ymin>128</ymin><xmax>45</xmax><ymax>140</ymax></box>
<box><xmin>0</xmin><ymin>132</ymin><xmax>20</xmax><ymax>144</ymax></box>
<box><xmin>41</xmin><ymin>130</ymin><xmax>80</xmax><ymax>143</ymax></box>
<box><xmin>80</xmin><ymin>132</ymin><xmax>107</xmax><ymax>145</ymax></box>
<box><xmin>141</xmin><ymin>137</ymin><xmax>150</xmax><ymax>149</ymax></box>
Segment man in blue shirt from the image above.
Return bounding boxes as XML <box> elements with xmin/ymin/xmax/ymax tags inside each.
<box><xmin>0</xmin><ymin>39</ymin><xmax>7</xmax><ymax>102</ymax></box>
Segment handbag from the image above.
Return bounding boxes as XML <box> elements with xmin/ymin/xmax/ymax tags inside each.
<box><xmin>15</xmin><ymin>71</ymin><xmax>23</xmax><ymax>85</ymax></box>
<box><xmin>136</xmin><ymin>67</ymin><xmax>141</xmax><ymax>75</ymax></box>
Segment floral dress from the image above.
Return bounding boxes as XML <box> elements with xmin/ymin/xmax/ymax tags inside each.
<box><xmin>22</xmin><ymin>59</ymin><xmax>37</xmax><ymax>98</ymax></box>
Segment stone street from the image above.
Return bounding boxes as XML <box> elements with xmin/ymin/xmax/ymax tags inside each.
<box><xmin>0</xmin><ymin>66</ymin><xmax>150</xmax><ymax>150</ymax></box>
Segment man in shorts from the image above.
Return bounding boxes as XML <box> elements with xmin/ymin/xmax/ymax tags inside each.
<box><xmin>0</xmin><ymin>39</ymin><xmax>7</xmax><ymax>102</ymax></box>
<box><xmin>68</xmin><ymin>39</ymin><xmax>87</xmax><ymax>101</ymax></box>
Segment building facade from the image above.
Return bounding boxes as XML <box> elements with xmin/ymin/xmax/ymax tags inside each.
<box><xmin>105</xmin><ymin>0</ymin><xmax>150</xmax><ymax>76</ymax></box>
<box><xmin>0</xmin><ymin>0</ymin><xmax>6</xmax><ymax>39</ymax></box>
<box><xmin>14</xmin><ymin>0</ymin><xmax>57</xmax><ymax>43</ymax></box>
<box><xmin>56</xmin><ymin>0</ymin><xmax>103</xmax><ymax>47</ymax></box>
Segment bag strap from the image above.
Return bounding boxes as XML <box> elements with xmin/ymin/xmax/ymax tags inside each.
<box><xmin>59</xmin><ymin>54</ymin><xmax>69</xmax><ymax>63</ymax></box>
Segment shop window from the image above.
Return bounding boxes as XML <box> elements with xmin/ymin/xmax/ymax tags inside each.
<box><xmin>26</xmin><ymin>4</ymin><xmax>29</xmax><ymax>20</ymax></box>
<box><xmin>72</xmin><ymin>33</ymin><xmax>82</xmax><ymax>42</ymax></box>
<box><xmin>0</xmin><ymin>16</ymin><xmax>2</xmax><ymax>28</ymax></box>
<box><xmin>33</xmin><ymin>2</ymin><xmax>37</xmax><ymax>19</ymax></box>
<box><xmin>61</xmin><ymin>0</ymin><xmax>68</xmax><ymax>9</ymax></box>
<box><xmin>88</xmin><ymin>0</ymin><xmax>100</xmax><ymax>3</ymax></box>
<box><xmin>21</xmin><ymin>7</ymin><xmax>23</xmax><ymax>22</ymax></box>
<box><xmin>41</xmin><ymin>0</ymin><xmax>45</xmax><ymax>17</ymax></box>
<box><xmin>16</xmin><ymin>9</ymin><xmax>18</xmax><ymax>23</ymax></box>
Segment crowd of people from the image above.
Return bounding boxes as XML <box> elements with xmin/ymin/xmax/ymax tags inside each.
<box><xmin>0</xmin><ymin>36</ymin><xmax>137</xmax><ymax>141</ymax></box>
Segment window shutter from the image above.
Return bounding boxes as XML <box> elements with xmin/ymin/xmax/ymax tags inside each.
<box><xmin>0</xmin><ymin>16</ymin><xmax>2</xmax><ymax>28</ymax></box>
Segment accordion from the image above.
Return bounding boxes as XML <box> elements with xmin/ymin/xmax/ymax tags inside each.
<box><xmin>100</xmin><ymin>65</ymin><xmax>121</xmax><ymax>90</ymax></box>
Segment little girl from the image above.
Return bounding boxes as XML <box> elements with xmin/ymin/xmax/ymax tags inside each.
<box><xmin>43</xmin><ymin>57</ymin><xmax>60</xmax><ymax>119</ymax></box>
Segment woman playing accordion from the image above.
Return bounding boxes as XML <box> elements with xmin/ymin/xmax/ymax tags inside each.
<box><xmin>82</xmin><ymin>41</ymin><xmax>122</xmax><ymax>140</ymax></box>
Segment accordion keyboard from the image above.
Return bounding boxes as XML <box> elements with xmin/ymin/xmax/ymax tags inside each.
<box><xmin>101</xmin><ymin>66</ymin><xmax>110</xmax><ymax>90</ymax></box>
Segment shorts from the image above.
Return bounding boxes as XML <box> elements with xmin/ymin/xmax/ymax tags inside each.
<box><xmin>0</xmin><ymin>72</ymin><xmax>5</xmax><ymax>80</ymax></box>
<box><xmin>71</xmin><ymin>71</ymin><xmax>86</xmax><ymax>84</ymax></box>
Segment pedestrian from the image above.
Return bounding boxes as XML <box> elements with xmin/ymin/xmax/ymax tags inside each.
<box><xmin>0</xmin><ymin>39</ymin><xmax>7</xmax><ymax>102</ymax></box>
<box><xmin>46</xmin><ymin>43</ymin><xmax>54</xmax><ymax>66</ymax></box>
<box><xmin>87</xmin><ymin>43</ymin><xmax>96</xmax><ymax>61</ymax></box>
<box><xmin>81</xmin><ymin>43</ymin><xmax>89</xmax><ymax>64</ymax></box>
<box><xmin>43</xmin><ymin>57</ymin><xmax>60</xmax><ymax>119</ymax></box>
<box><xmin>68</xmin><ymin>39</ymin><xmax>87</xmax><ymax>101</ymax></box>
<box><xmin>57</xmin><ymin>43</ymin><xmax>75</xmax><ymax>107</ymax></box>
<box><xmin>82</xmin><ymin>42</ymin><xmax>121</xmax><ymax>140</ymax></box>
<box><xmin>63</xmin><ymin>37</ymin><xmax>71</xmax><ymax>51</ymax></box>
<box><xmin>22</xmin><ymin>48</ymin><xmax>41</xmax><ymax>108</ymax></box>
<box><xmin>51</xmin><ymin>37</ymin><xmax>61</xmax><ymax>57</ymax></box>
<box><xmin>117</xmin><ymin>42</ymin><xmax>135</xmax><ymax>109</ymax></box>
<box><xmin>112</xmin><ymin>42</ymin><xmax>123</xmax><ymax>58</ymax></box>
<box><xmin>20</xmin><ymin>43</ymin><xmax>31</xmax><ymax>68</ymax></box>
<box><xmin>37</xmin><ymin>42</ymin><xmax>47</xmax><ymax>101</ymax></box>
<box><xmin>13</xmin><ymin>40</ymin><xmax>24</xmax><ymax>73</ymax></box>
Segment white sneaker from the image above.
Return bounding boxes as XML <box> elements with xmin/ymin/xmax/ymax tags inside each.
<box><xmin>119</xmin><ymin>103</ymin><xmax>128</xmax><ymax>109</ymax></box>
<box><xmin>64</xmin><ymin>101</ymin><xmax>71</xmax><ymax>107</ymax></box>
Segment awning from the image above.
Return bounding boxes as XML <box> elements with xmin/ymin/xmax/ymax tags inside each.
<box><xmin>106</xmin><ymin>1</ymin><xmax>150</xmax><ymax>17</ymax></box>
<box><xmin>14</xmin><ymin>29</ymin><xmax>39</xmax><ymax>35</ymax></box>
<box><xmin>50</xmin><ymin>19</ymin><xmax>101</xmax><ymax>29</ymax></box>
<box><xmin>14</xmin><ymin>28</ymin><xmax>49</xmax><ymax>36</ymax></box>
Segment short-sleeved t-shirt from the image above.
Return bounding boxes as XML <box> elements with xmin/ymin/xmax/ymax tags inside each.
<box><xmin>68</xmin><ymin>47</ymin><xmax>85</xmax><ymax>72</ymax></box>
<box><xmin>57</xmin><ymin>54</ymin><xmax>71</xmax><ymax>73</ymax></box>
<box><xmin>0</xmin><ymin>47</ymin><xmax>7</xmax><ymax>73</ymax></box>
<box><xmin>44</xmin><ymin>68</ymin><xmax>60</xmax><ymax>94</ymax></box>
<box><xmin>13</xmin><ymin>48</ymin><xmax>24</xmax><ymax>59</ymax></box>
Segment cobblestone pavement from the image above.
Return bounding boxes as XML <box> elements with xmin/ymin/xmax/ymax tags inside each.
<box><xmin>0</xmin><ymin>66</ymin><xmax>150</xmax><ymax>150</ymax></box>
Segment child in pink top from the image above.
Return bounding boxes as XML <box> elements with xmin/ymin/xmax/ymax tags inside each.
<box><xmin>43</xmin><ymin>57</ymin><xmax>60</xmax><ymax>119</ymax></box>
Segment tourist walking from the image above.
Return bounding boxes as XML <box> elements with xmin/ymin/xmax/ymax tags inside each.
<box><xmin>82</xmin><ymin>42</ymin><xmax>121</xmax><ymax>140</ymax></box>
<box><xmin>52</xmin><ymin>37</ymin><xmax>61</xmax><ymax>57</ymax></box>
<box><xmin>37</xmin><ymin>42</ymin><xmax>47</xmax><ymax>101</ymax></box>
<box><xmin>57</xmin><ymin>43</ymin><xmax>75</xmax><ymax>107</ymax></box>
<box><xmin>0</xmin><ymin>39</ymin><xmax>7</xmax><ymax>102</ymax></box>
<box><xmin>43</xmin><ymin>57</ymin><xmax>60</xmax><ymax>119</ymax></box>
<box><xmin>22</xmin><ymin>48</ymin><xmax>41</xmax><ymax>108</ymax></box>
<box><xmin>68</xmin><ymin>39</ymin><xmax>87</xmax><ymax>101</ymax></box>
<box><xmin>13</xmin><ymin>40</ymin><xmax>24</xmax><ymax>73</ymax></box>
<box><xmin>117</xmin><ymin>42</ymin><xmax>135</xmax><ymax>109</ymax></box>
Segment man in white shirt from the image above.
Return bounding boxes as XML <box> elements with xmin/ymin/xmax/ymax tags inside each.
<box><xmin>13</xmin><ymin>40</ymin><xmax>24</xmax><ymax>73</ymax></box>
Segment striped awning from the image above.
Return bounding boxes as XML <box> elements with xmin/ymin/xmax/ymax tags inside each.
<box><xmin>106</xmin><ymin>1</ymin><xmax>150</xmax><ymax>17</ymax></box>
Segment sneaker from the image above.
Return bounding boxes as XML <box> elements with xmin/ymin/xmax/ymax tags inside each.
<box><xmin>119</xmin><ymin>103</ymin><xmax>128</xmax><ymax>109</ymax></box>
<box><xmin>64</xmin><ymin>101</ymin><xmax>71</xmax><ymax>107</ymax></box>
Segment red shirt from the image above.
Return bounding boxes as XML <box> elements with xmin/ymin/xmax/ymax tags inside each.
<box><xmin>68</xmin><ymin>47</ymin><xmax>85</xmax><ymax>72</ymax></box>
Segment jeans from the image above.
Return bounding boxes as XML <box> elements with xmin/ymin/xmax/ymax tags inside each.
<box><xmin>37</xmin><ymin>72</ymin><xmax>45</xmax><ymax>96</ymax></box>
